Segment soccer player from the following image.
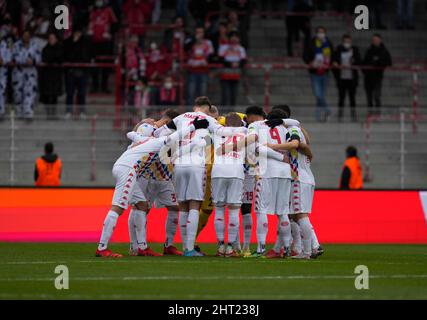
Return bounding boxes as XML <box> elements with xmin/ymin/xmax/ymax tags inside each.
<box><xmin>270</xmin><ymin>104</ymin><xmax>323</xmax><ymax>257</ymax></box>
<box><xmin>211</xmin><ymin>112</ymin><xmax>246</xmax><ymax>257</ymax></box>
<box><xmin>267</xmin><ymin>125</ymin><xmax>316</xmax><ymax>259</ymax></box>
<box><xmin>169</xmin><ymin>96</ymin><xmax>246</xmax><ymax>257</ymax></box>
<box><xmin>221</xmin><ymin>109</ymin><xmax>301</xmax><ymax>257</ymax></box>
<box><xmin>240</xmin><ymin>106</ymin><xmax>266</xmax><ymax>257</ymax></box>
<box><xmin>95</xmin><ymin>117</ymin><xmax>210</xmax><ymax>258</ymax></box>
<box><xmin>126</xmin><ymin>109</ymin><xmax>184</xmax><ymax>256</ymax></box>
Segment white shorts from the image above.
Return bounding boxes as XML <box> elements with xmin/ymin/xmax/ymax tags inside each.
<box><xmin>290</xmin><ymin>181</ymin><xmax>315</xmax><ymax>214</ymax></box>
<box><xmin>138</xmin><ymin>178</ymin><xmax>177</xmax><ymax>207</ymax></box>
<box><xmin>112</xmin><ymin>165</ymin><xmax>146</xmax><ymax>209</ymax></box>
<box><xmin>242</xmin><ymin>175</ymin><xmax>255</xmax><ymax>204</ymax></box>
<box><xmin>173</xmin><ymin>165</ymin><xmax>206</xmax><ymax>202</ymax></box>
<box><xmin>211</xmin><ymin>177</ymin><xmax>244</xmax><ymax>206</ymax></box>
<box><xmin>254</xmin><ymin>177</ymin><xmax>291</xmax><ymax>215</ymax></box>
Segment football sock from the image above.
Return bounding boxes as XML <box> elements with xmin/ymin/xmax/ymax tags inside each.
<box><xmin>165</xmin><ymin>210</ymin><xmax>179</xmax><ymax>248</ymax></box>
<box><xmin>98</xmin><ymin>210</ymin><xmax>119</xmax><ymax>250</ymax></box>
<box><xmin>214</xmin><ymin>206</ymin><xmax>225</xmax><ymax>243</ymax></box>
<box><xmin>133</xmin><ymin>210</ymin><xmax>147</xmax><ymax>250</ymax></box>
<box><xmin>311</xmin><ymin>223</ymin><xmax>320</xmax><ymax>249</ymax></box>
<box><xmin>279</xmin><ymin>214</ymin><xmax>292</xmax><ymax>248</ymax></box>
<box><xmin>298</xmin><ymin>216</ymin><xmax>313</xmax><ymax>255</ymax></box>
<box><xmin>186</xmin><ymin>209</ymin><xmax>199</xmax><ymax>251</ymax></box>
<box><xmin>242</xmin><ymin>214</ymin><xmax>253</xmax><ymax>251</ymax></box>
<box><xmin>128</xmin><ymin>209</ymin><xmax>137</xmax><ymax>251</ymax></box>
<box><xmin>228</xmin><ymin>208</ymin><xmax>240</xmax><ymax>249</ymax></box>
<box><xmin>256</xmin><ymin>212</ymin><xmax>268</xmax><ymax>253</ymax></box>
<box><xmin>179</xmin><ymin>211</ymin><xmax>188</xmax><ymax>251</ymax></box>
<box><xmin>291</xmin><ymin>220</ymin><xmax>302</xmax><ymax>253</ymax></box>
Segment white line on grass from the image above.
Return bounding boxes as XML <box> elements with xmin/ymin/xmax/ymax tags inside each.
<box><xmin>0</xmin><ymin>274</ymin><xmax>426</xmax><ymax>282</ymax></box>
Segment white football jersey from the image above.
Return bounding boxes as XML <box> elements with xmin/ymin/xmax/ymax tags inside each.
<box><xmin>247</xmin><ymin>120</ymin><xmax>291</xmax><ymax>179</ymax></box>
<box><xmin>287</xmin><ymin>127</ymin><xmax>315</xmax><ymax>186</ymax></box>
<box><xmin>172</xmin><ymin>111</ymin><xmax>246</xmax><ymax>167</ymax></box>
<box><xmin>211</xmin><ymin>132</ymin><xmax>246</xmax><ymax>179</ymax></box>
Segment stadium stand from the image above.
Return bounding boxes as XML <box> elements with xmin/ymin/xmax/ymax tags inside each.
<box><xmin>0</xmin><ymin>0</ymin><xmax>426</xmax><ymax>189</ymax></box>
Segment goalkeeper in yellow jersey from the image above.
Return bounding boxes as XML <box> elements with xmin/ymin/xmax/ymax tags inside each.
<box><xmin>194</xmin><ymin>108</ymin><xmax>247</xmax><ymax>254</ymax></box>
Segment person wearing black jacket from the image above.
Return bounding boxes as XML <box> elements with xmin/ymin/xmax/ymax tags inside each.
<box><xmin>332</xmin><ymin>34</ymin><xmax>361</xmax><ymax>122</ymax></box>
<box><xmin>63</xmin><ymin>26</ymin><xmax>91</xmax><ymax>119</ymax></box>
<box><xmin>363</xmin><ymin>34</ymin><xmax>392</xmax><ymax>116</ymax></box>
<box><xmin>40</xmin><ymin>33</ymin><xmax>63</xmax><ymax>119</ymax></box>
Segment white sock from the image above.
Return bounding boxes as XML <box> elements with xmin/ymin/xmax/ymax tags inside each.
<box><xmin>98</xmin><ymin>210</ymin><xmax>119</xmax><ymax>250</ymax></box>
<box><xmin>165</xmin><ymin>210</ymin><xmax>179</xmax><ymax>248</ymax></box>
<box><xmin>179</xmin><ymin>211</ymin><xmax>188</xmax><ymax>251</ymax></box>
<box><xmin>298</xmin><ymin>216</ymin><xmax>313</xmax><ymax>255</ymax></box>
<box><xmin>214</xmin><ymin>206</ymin><xmax>225</xmax><ymax>243</ymax></box>
<box><xmin>279</xmin><ymin>214</ymin><xmax>292</xmax><ymax>248</ymax></box>
<box><xmin>256</xmin><ymin>212</ymin><xmax>268</xmax><ymax>253</ymax></box>
<box><xmin>291</xmin><ymin>220</ymin><xmax>302</xmax><ymax>253</ymax></box>
<box><xmin>128</xmin><ymin>209</ymin><xmax>137</xmax><ymax>251</ymax></box>
<box><xmin>273</xmin><ymin>220</ymin><xmax>282</xmax><ymax>253</ymax></box>
<box><xmin>242</xmin><ymin>214</ymin><xmax>252</xmax><ymax>251</ymax></box>
<box><xmin>273</xmin><ymin>215</ymin><xmax>291</xmax><ymax>252</ymax></box>
<box><xmin>228</xmin><ymin>208</ymin><xmax>240</xmax><ymax>247</ymax></box>
<box><xmin>186</xmin><ymin>209</ymin><xmax>199</xmax><ymax>251</ymax></box>
<box><xmin>133</xmin><ymin>209</ymin><xmax>147</xmax><ymax>250</ymax></box>
<box><xmin>311</xmin><ymin>223</ymin><xmax>320</xmax><ymax>249</ymax></box>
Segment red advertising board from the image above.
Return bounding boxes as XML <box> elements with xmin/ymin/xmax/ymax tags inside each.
<box><xmin>0</xmin><ymin>188</ymin><xmax>426</xmax><ymax>243</ymax></box>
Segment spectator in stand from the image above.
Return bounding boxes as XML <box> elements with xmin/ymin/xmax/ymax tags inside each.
<box><xmin>123</xmin><ymin>0</ymin><xmax>153</xmax><ymax>51</ymax></box>
<box><xmin>26</xmin><ymin>9</ymin><xmax>51</xmax><ymax>49</ymax></box>
<box><xmin>130</xmin><ymin>77</ymin><xmax>154</xmax><ymax>118</ymax></box>
<box><xmin>34</xmin><ymin>142</ymin><xmax>62</xmax><ymax>187</ymax></box>
<box><xmin>163</xmin><ymin>16</ymin><xmax>189</xmax><ymax>57</ymax></box>
<box><xmin>339</xmin><ymin>146</ymin><xmax>363</xmax><ymax>190</ymax></box>
<box><xmin>286</xmin><ymin>0</ymin><xmax>312</xmax><ymax>57</ymax></box>
<box><xmin>218</xmin><ymin>32</ymin><xmax>246</xmax><ymax>106</ymax></box>
<box><xmin>156</xmin><ymin>75</ymin><xmax>179</xmax><ymax>106</ymax></box>
<box><xmin>188</xmin><ymin>0</ymin><xmax>220</xmax><ymax>28</ymax></box>
<box><xmin>303</xmin><ymin>26</ymin><xmax>333</xmax><ymax>122</ymax></box>
<box><xmin>209</xmin><ymin>21</ymin><xmax>229</xmax><ymax>54</ymax></box>
<box><xmin>145</xmin><ymin>41</ymin><xmax>171</xmax><ymax>81</ymax></box>
<box><xmin>63</xmin><ymin>26</ymin><xmax>91</xmax><ymax>120</ymax></box>
<box><xmin>19</xmin><ymin>1</ymin><xmax>34</xmax><ymax>35</ymax></box>
<box><xmin>367</xmin><ymin>0</ymin><xmax>387</xmax><ymax>29</ymax></box>
<box><xmin>125</xmin><ymin>35</ymin><xmax>146</xmax><ymax>83</ymax></box>
<box><xmin>12</xmin><ymin>30</ymin><xmax>41</xmax><ymax>121</ymax></box>
<box><xmin>87</xmin><ymin>0</ymin><xmax>118</xmax><ymax>93</ymax></box>
<box><xmin>396</xmin><ymin>0</ymin><xmax>415</xmax><ymax>29</ymax></box>
<box><xmin>362</xmin><ymin>34</ymin><xmax>392</xmax><ymax>116</ymax></box>
<box><xmin>40</xmin><ymin>32</ymin><xmax>63</xmax><ymax>120</ymax></box>
<box><xmin>152</xmin><ymin>0</ymin><xmax>162</xmax><ymax>24</ymax></box>
<box><xmin>332</xmin><ymin>34</ymin><xmax>361</xmax><ymax>122</ymax></box>
<box><xmin>224</xmin><ymin>0</ymin><xmax>252</xmax><ymax>48</ymax></box>
<box><xmin>0</xmin><ymin>37</ymin><xmax>11</xmax><ymax>120</ymax></box>
<box><xmin>186</xmin><ymin>27</ymin><xmax>214</xmax><ymax>105</ymax></box>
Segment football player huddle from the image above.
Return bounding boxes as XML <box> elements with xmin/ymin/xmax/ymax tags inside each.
<box><xmin>95</xmin><ymin>96</ymin><xmax>323</xmax><ymax>260</ymax></box>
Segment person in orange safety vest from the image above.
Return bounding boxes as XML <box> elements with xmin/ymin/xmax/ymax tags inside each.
<box><xmin>34</xmin><ymin>142</ymin><xmax>62</xmax><ymax>187</ymax></box>
<box><xmin>339</xmin><ymin>146</ymin><xmax>363</xmax><ymax>190</ymax></box>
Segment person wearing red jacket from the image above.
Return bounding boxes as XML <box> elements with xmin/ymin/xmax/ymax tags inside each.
<box><xmin>123</xmin><ymin>0</ymin><xmax>153</xmax><ymax>50</ymax></box>
<box><xmin>87</xmin><ymin>0</ymin><xmax>118</xmax><ymax>93</ymax></box>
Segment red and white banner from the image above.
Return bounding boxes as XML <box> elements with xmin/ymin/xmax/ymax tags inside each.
<box><xmin>0</xmin><ymin>188</ymin><xmax>426</xmax><ymax>244</ymax></box>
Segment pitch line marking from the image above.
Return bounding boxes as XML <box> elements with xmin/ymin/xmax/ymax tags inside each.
<box><xmin>0</xmin><ymin>274</ymin><xmax>426</xmax><ymax>282</ymax></box>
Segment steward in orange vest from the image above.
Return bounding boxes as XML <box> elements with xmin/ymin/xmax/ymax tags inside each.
<box><xmin>34</xmin><ymin>142</ymin><xmax>62</xmax><ymax>187</ymax></box>
<box><xmin>339</xmin><ymin>146</ymin><xmax>363</xmax><ymax>190</ymax></box>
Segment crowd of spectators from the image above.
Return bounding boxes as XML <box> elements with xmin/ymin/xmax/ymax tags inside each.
<box><xmin>0</xmin><ymin>0</ymin><xmax>418</xmax><ymax>122</ymax></box>
<box><xmin>303</xmin><ymin>27</ymin><xmax>392</xmax><ymax>122</ymax></box>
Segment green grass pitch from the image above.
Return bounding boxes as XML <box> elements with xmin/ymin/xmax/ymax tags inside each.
<box><xmin>0</xmin><ymin>243</ymin><xmax>426</xmax><ymax>300</ymax></box>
